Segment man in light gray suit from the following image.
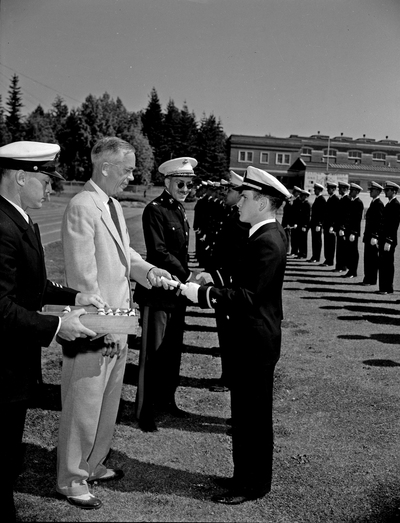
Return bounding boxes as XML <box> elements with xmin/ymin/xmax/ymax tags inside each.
<box><xmin>56</xmin><ymin>137</ymin><xmax>171</xmax><ymax>510</ymax></box>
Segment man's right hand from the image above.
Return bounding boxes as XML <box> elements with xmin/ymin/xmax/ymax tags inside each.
<box><xmin>57</xmin><ymin>309</ymin><xmax>97</xmax><ymax>341</ymax></box>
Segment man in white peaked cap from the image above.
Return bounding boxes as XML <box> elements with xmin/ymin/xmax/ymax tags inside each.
<box><xmin>134</xmin><ymin>157</ymin><xmax>197</xmax><ymax>432</ymax></box>
<box><xmin>181</xmin><ymin>166</ymin><xmax>289</xmax><ymax>505</ymax></box>
<box><xmin>0</xmin><ymin>141</ymin><xmax>106</xmax><ymax>520</ymax></box>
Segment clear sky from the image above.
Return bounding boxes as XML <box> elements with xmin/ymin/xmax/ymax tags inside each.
<box><xmin>0</xmin><ymin>0</ymin><xmax>399</xmax><ymax>141</ymax></box>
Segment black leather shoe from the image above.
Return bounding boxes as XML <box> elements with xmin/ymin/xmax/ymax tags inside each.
<box><xmin>211</xmin><ymin>489</ymin><xmax>265</xmax><ymax>505</ymax></box>
<box><xmin>138</xmin><ymin>417</ymin><xmax>158</xmax><ymax>432</ymax></box>
<box><xmin>87</xmin><ymin>469</ymin><xmax>124</xmax><ymax>484</ymax></box>
<box><xmin>226</xmin><ymin>417</ymin><xmax>232</xmax><ymax>426</ymax></box>
<box><xmin>209</xmin><ymin>383</ymin><xmax>229</xmax><ymax>392</ymax></box>
<box><xmin>161</xmin><ymin>403</ymin><xmax>191</xmax><ymax>418</ymax></box>
<box><xmin>66</xmin><ymin>495</ymin><xmax>102</xmax><ymax>510</ymax></box>
<box><xmin>213</xmin><ymin>477</ymin><xmax>236</xmax><ymax>489</ymax></box>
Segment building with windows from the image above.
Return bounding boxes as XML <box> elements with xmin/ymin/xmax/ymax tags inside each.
<box><xmin>228</xmin><ymin>133</ymin><xmax>400</xmax><ymax>192</ymax></box>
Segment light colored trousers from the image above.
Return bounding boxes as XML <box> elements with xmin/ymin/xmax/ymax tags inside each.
<box><xmin>56</xmin><ymin>344</ymin><xmax>127</xmax><ymax>497</ymax></box>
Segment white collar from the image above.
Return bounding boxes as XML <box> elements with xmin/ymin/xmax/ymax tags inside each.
<box><xmin>249</xmin><ymin>218</ymin><xmax>275</xmax><ymax>237</ymax></box>
<box><xmin>3</xmin><ymin>196</ymin><xmax>29</xmax><ymax>223</ymax></box>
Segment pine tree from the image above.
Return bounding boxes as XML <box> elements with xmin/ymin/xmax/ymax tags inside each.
<box><xmin>141</xmin><ymin>87</ymin><xmax>164</xmax><ymax>181</ymax></box>
<box><xmin>196</xmin><ymin>113</ymin><xmax>228</xmax><ymax>179</ymax></box>
<box><xmin>0</xmin><ymin>96</ymin><xmax>11</xmax><ymax>146</ymax></box>
<box><xmin>23</xmin><ymin>105</ymin><xmax>55</xmax><ymax>142</ymax></box>
<box><xmin>6</xmin><ymin>74</ymin><xmax>24</xmax><ymax>140</ymax></box>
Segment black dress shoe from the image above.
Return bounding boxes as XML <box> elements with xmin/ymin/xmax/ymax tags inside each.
<box><xmin>209</xmin><ymin>383</ymin><xmax>229</xmax><ymax>392</ymax></box>
<box><xmin>138</xmin><ymin>417</ymin><xmax>158</xmax><ymax>432</ymax></box>
<box><xmin>211</xmin><ymin>489</ymin><xmax>265</xmax><ymax>505</ymax></box>
<box><xmin>87</xmin><ymin>469</ymin><xmax>124</xmax><ymax>484</ymax></box>
<box><xmin>226</xmin><ymin>417</ymin><xmax>232</xmax><ymax>426</ymax></box>
<box><xmin>213</xmin><ymin>477</ymin><xmax>236</xmax><ymax>489</ymax></box>
<box><xmin>65</xmin><ymin>494</ymin><xmax>103</xmax><ymax>510</ymax></box>
<box><xmin>163</xmin><ymin>404</ymin><xmax>191</xmax><ymax>418</ymax></box>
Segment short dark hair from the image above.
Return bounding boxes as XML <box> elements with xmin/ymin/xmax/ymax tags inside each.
<box><xmin>252</xmin><ymin>190</ymin><xmax>285</xmax><ymax>211</ymax></box>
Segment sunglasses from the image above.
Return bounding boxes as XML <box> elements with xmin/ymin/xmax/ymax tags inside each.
<box><xmin>175</xmin><ymin>181</ymin><xmax>194</xmax><ymax>190</ymax></box>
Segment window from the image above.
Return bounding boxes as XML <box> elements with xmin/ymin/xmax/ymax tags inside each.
<box><xmin>348</xmin><ymin>151</ymin><xmax>362</xmax><ymax>160</ymax></box>
<box><xmin>276</xmin><ymin>153</ymin><xmax>291</xmax><ymax>165</ymax></box>
<box><xmin>373</xmin><ymin>152</ymin><xmax>386</xmax><ymax>161</ymax></box>
<box><xmin>397</xmin><ymin>154</ymin><xmax>400</xmax><ymax>163</ymax></box>
<box><xmin>301</xmin><ymin>148</ymin><xmax>312</xmax><ymax>156</ymax></box>
<box><xmin>238</xmin><ymin>150</ymin><xmax>254</xmax><ymax>163</ymax></box>
<box><xmin>323</xmin><ymin>149</ymin><xmax>337</xmax><ymax>158</ymax></box>
<box><xmin>260</xmin><ymin>152</ymin><xmax>269</xmax><ymax>164</ymax></box>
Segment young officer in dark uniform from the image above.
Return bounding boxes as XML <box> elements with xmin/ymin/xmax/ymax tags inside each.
<box><xmin>0</xmin><ymin>141</ymin><xmax>104</xmax><ymax>520</ymax></box>
<box><xmin>321</xmin><ymin>181</ymin><xmax>339</xmax><ymax>266</ymax></box>
<box><xmin>182</xmin><ymin>166</ymin><xmax>290</xmax><ymax>506</ymax></box>
<box><xmin>343</xmin><ymin>183</ymin><xmax>364</xmax><ymax>278</ymax></box>
<box><xmin>334</xmin><ymin>181</ymin><xmax>351</xmax><ymax>272</ymax></box>
<box><xmin>362</xmin><ymin>182</ymin><xmax>384</xmax><ymax>286</ymax></box>
<box><xmin>378</xmin><ymin>181</ymin><xmax>400</xmax><ymax>294</ymax></box>
<box><xmin>308</xmin><ymin>182</ymin><xmax>326</xmax><ymax>263</ymax></box>
<box><xmin>287</xmin><ymin>185</ymin><xmax>301</xmax><ymax>257</ymax></box>
<box><xmin>297</xmin><ymin>189</ymin><xmax>311</xmax><ymax>258</ymax></box>
<box><xmin>207</xmin><ymin>170</ymin><xmax>250</xmax><ymax>392</ymax></box>
<box><xmin>134</xmin><ymin>157</ymin><xmax>196</xmax><ymax>431</ymax></box>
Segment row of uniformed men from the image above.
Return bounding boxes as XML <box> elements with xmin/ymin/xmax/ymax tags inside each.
<box><xmin>282</xmin><ymin>179</ymin><xmax>400</xmax><ymax>293</ymax></box>
<box><xmin>194</xmin><ymin>175</ymin><xmax>400</xmax><ymax>295</ymax></box>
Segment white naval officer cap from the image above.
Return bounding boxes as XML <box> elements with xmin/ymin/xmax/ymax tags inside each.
<box><xmin>0</xmin><ymin>141</ymin><xmax>64</xmax><ymax>179</ymax></box>
<box><xmin>349</xmin><ymin>183</ymin><xmax>362</xmax><ymax>191</ymax></box>
<box><xmin>384</xmin><ymin>181</ymin><xmax>400</xmax><ymax>191</ymax></box>
<box><xmin>314</xmin><ymin>183</ymin><xmax>324</xmax><ymax>190</ymax></box>
<box><xmin>369</xmin><ymin>181</ymin><xmax>383</xmax><ymax>191</ymax></box>
<box><xmin>220</xmin><ymin>170</ymin><xmax>244</xmax><ymax>188</ymax></box>
<box><xmin>234</xmin><ymin>166</ymin><xmax>291</xmax><ymax>199</ymax></box>
<box><xmin>158</xmin><ymin>157</ymin><xmax>197</xmax><ymax>177</ymax></box>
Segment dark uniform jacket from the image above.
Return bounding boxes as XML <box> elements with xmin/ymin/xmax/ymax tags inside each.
<box><xmin>0</xmin><ymin>196</ymin><xmax>77</xmax><ymax>403</ymax></box>
<box><xmin>310</xmin><ymin>195</ymin><xmax>326</xmax><ymax>228</ymax></box>
<box><xmin>380</xmin><ymin>197</ymin><xmax>400</xmax><ymax>247</ymax></box>
<box><xmin>198</xmin><ymin>221</ymin><xmax>287</xmax><ymax>368</ymax></box>
<box><xmin>208</xmin><ymin>206</ymin><xmax>250</xmax><ymax>287</ymax></box>
<box><xmin>134</xmin><ymin>190</ymin><xmax>190</xmax><ymax>310</ymax></box>
<box><xmin>347</xmin><ymin>197</ymin><xmax>364</xmax><ymax>236</ymax></box>
<box><xmin>363</xmin><ymin>197</ymin><xmax>384</xmax><ymax>243</ymax></box>
<box><xmin>297</xmin><ymin>199</ymin><xmax>311</xmax><ymax>230</ymax></box>
<box><xmin>324</xmin><ymin>194</ymin><xmax>340</xmax><ymax>230</ymax></box>
<box><xmin>335</xmin><ymin>194</ymin><xmax>352</xmax><ymax>233</ymax></box>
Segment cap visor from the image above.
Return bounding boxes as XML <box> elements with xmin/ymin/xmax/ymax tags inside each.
<box><xmin>41</xmin><ymin>169</ymin><xmax>65</xmax><ymax>180</ymax></box>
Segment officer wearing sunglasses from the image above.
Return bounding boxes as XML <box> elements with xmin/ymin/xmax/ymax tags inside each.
<box><xmin>134</xmin><ymin>157</ymin><xmax>197</xmax><ymax>431</ymax></box>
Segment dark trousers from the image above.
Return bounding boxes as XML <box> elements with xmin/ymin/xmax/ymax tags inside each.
<box><xmin>230</xmin><ymin>365</ymin><xmax>275</xmax><ymax>495</ymax></box>
<box><xmin>379</xmin><ymin>246</ymin><xmax>396</xmax><ymax>292</ymax></box>
<box><xmin>346</xmin><ymin>236</ymin><xmax>360</xmax><ymax>276</ymax></box>
<box><xmin>335</xmin><ymin>234</ymin><xmax>348</xmax><ymax>270</ymax></box>
<box><xmin>311</xmin><ymin>227</ymin><xmax>322</xmax><ymax>261</ymax></box>
<box><xmin>298</xmin><ymin>229</ymin><xmax>308</xmax><ymax>258</ymax></box>
<box><xmin>136</xmin><ymin>305</ymin><xmax>186</xmax><ymax>421</ymax></box>
<box><xmin>323</xmin><ymin>228</ymin><xmax>336</xmax><ymax>265</ymax></box>
<box><xmin>0</xmin><ymin>401</ymin><xmax>28</xmax><ymax>522</ymax></box>
<box><xmin>214</xmin><ymin>309</ymin><xmax>233</xmax><ymax>387</ymax></box>
<box><xmin>290</xmin><ymin>227</ymin><xmax>299</xmax><ymax>255</ymax></box>
<box><xmin>284</xmin><ymin>228</ymin><xmax>291</xmax><ymax>254</ymax></box>
<box><xmin>363</xmin><ymin>241</ymin><xmax>379</xmax><ymax>284</ymax></box>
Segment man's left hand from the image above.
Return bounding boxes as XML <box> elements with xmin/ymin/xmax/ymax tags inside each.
<box><xmin>75</xmin><ymin>293</ymin><xmax>108</xmax><ymax>308</ymax></box>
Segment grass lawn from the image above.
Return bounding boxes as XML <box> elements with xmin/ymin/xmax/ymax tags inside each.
<box><xmin>13</xmin><ymin>213</ymin><xmax>400</xmax><ymax>522</ymax></box>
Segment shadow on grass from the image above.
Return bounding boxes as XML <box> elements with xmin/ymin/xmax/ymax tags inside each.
<box><xmin>338</xmin><ymin>333</ymin><xmax>400</xmax><ymax>344</ymax></box>
<box><xmin>363</xmin><ymin>359</ymin><xmax>400</xmax><ymax>367</ymax></box>
<box><xmin>117</xmin><ymin>398</ymin><xmax>230</xmax><ymax>435</ymax></box>
<box><xmin>337</xmin><ymin>315</ymin><xmax>400</xmax><ymax>326</ymax></box>
<box><xmin>14</xmin><ymin>443</ymin><xmax>220</xmax><ymax>502</ymax></box>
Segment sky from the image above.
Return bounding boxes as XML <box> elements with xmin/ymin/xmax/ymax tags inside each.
<box><xmin>0</xmin><ymin>0</ymin><xmax>399</xmax><ymax>142</ymax></box>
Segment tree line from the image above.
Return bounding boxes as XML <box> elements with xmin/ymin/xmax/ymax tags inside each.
<box><xmin>0</xmin><ymin>75</ymin><xmax>229</xmax><ymax>185</ymax></box>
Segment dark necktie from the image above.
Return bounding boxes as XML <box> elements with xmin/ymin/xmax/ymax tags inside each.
<box><xmin>28</xmin><ymin>216</ymin><xmax>36</xmax><ymax>232</ymax></box>
<box><xmin>108</xmin><ymin>198</ymin><xmax>123</xmax><ymax>240</ymax></box>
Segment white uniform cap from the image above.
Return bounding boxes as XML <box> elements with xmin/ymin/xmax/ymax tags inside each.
<box><xmin>350</xmin><ymin>183</ymin><xmax>362</xmax><ymax>191</ymax></box>
<box><xmin>235</xmin><ymin>166</ymin><xmax>290</xmax><ymax>199</ymax></box>
<box><xmin>158</xmin><ymin>157</ymin><xmax>197</xmax><ymax>177</ymax></box>
<box><xmin>221</xmin><ymin>170</ymin><xmax>244</xmax><ymax>187</ymax></box>
<box><xmin>0</xmin><ymin>141</ymin><xmax>64</xmax><ymax>179</ymax></box>
<box><xmin>314</xmin><ymin>183</ymin><xmax>324</xmax><ymax>190</ymax></box>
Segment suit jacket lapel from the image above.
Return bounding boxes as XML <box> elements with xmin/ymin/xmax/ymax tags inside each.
<box><xmin>83</xmin><ymin>183</ymin><xmax>130</xmax><ymax>268</ymax></box>
<box><xmin>0</xmin><ymin>196</ymin><xmax>42</xmax><ymax>256</ymax></box>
